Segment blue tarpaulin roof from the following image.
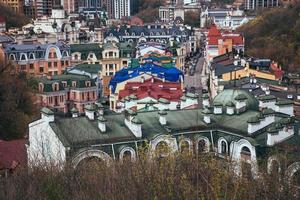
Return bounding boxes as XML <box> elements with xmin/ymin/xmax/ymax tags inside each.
<box><xmin>109</xmin><ymin>62</ymin><xmax>184</xmax><ymax>93</ymax></box>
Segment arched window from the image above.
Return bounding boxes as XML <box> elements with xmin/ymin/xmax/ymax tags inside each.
<box><xmin>29</xmin><ymin>53</ymin><xmax>35</xmax><ymax>60</ymax></box>
<box><xmin>76</xmin><ymin>156</ymin><xmax>105</xmax><ymax>173</ymax></box>
<box><xmin>197</xmin><ymin>139</ymin><xmax>206</xmax><ymax>154</ymax></box>
<box><xmin>38</xmin><ymin>83</ymin><xmax>44</xmax><ymax>92</ymax></box>
<box><xmin>292</xmin><ymin>170</ymin><xmax>300</xmax><ymax>187</ymax></box>
<box><xmin>180</xmin><ymin>140</ymin><xmax>190</xmax><ymax>153</ymax></box>
<box><xmin>221</xmin><ymin>141</ymin><xmax>227</xmax><ymax>154</ymax></box>
<box><xmin>20</xmin><ymin>53</ymin><xmax>26</xmax><ymax>61</ymax></box>
<box><xmin>9</xmin><ymin>54</ymin><xmax>16</xmax><ymax>60</ymax></box>
<box><xmin>240</xmin><ymin>146</ymin><xmax>251</xmax><ymax>161</ymax></box>
<box><xmin>155</xmin><ymin>141</ymin><xmax>170</xmax><ymax>157</ymax></box>
<box><xmin>74</xmin><ymin>54</ymin><xmax>79</xmax><ymax>60</ymax></box>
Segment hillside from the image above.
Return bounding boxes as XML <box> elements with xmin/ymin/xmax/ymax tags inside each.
<box><xmin>132</xmin><ymin>0</ymin><xmax>166</xmax><ymax>22</ymax></box>
<box><xmin>238</xmin><ymin>4</ymin><xmax>300</xmax><ymax>72</ymax></box>
<box><xmin>0</xmin><ymin>3</ymin><xmax>29</xmax><ymax>28</ymax></box>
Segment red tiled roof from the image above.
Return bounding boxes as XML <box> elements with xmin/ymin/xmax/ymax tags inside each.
<box><xmin>0</xmin><ymin>139</ymin><xmax>27</xmax><ymax>170</ymax></box>
<box><xmin>223</xmin><ymin>35</ymin><xmax>244</xmax><ymax>45</ymax></box>
<box><xmin>207</xmin><ymin>24</ymin><xmax>222</xmax><ymax>37</ymax></box>
<box><xmin>119</xmin><ymin>78</ymin><xmax>183</xmax><ymax>102</ymax></box>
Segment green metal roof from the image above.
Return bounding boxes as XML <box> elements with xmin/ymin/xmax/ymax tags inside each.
<box><xmin>258</xmin><ymin>95</ymin><xmax>277</xmax><ymax>101</ymax></box>
<box><xmin>213</xmin><ymin>89</ymin><xmax>259</xmax><ymax>111</ymax></box>
<box><xmin>73</xmin><ymin>64</ymin><xmax>102</xmax><ymax>74</ymax></box>
<box><xmin>158</xmin><ymin>98</ymin><xmax>170</xmax><ymax>104</ymax></box>
<box><xmin>275</xmin><ymin>99</ymin><xmax>294</xmax><ymax>106</ymax></box>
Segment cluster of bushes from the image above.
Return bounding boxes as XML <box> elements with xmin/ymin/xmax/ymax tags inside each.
<box><xmin>0</xmin><ymin>152</ymin><xmax>299</xmax><ymax>200</ymax></box>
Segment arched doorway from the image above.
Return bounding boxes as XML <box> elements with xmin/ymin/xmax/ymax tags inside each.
<box><xmin>221</xmin><ymin>141</ymin><xmax>227</xmax><ymax>154</ymax></box>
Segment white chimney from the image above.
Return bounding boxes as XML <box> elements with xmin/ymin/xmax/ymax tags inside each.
<box><xmin>158</xmin><ymin>110</ymin><xmax>167</xmax><ymax>125</ymax></box>
<box><xmin>202</xmin><ymin>109</ymin><xmax>212</xmax><ymax>124</ymax></box>
<box><xmin>213</xmin><ymin>102</ymin><xmax>223</xmax><ymax>115</ymax></box>
<box><xmin>84</xmin><ymin>104</ymin><xmax>97</xmax><ymax>120</ymax></box>
<box><xmin>98</xmin><ymin>116</ymin><xmax>107</xmax><ymax>132</ymax></box>
<box><xmin>41</xmin><ymin>107</ymin><xmax>54</xmax><ymax>123</ymax></box>
<box><xmin>226</xmin><ymin>102</ymin><xmax>235</xmax><ymax>115</ymax></box>
<box><xmin>71</xmin><ymin>107</ymin><xmax>79</xmax><ymax>118</ymax></box>
<box><xmin>124</xmin><ymin>110</ymin><xmax>143</xmax><ymax>138</ymax></box>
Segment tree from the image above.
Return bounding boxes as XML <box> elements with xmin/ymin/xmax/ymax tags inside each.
<box><xmin>0</xmin><ymin>62</ymin><xmax>38</xmax><ymax>140</ymax></box>
<box><xmin>184</xmin><ymin>11</ymin><xmax>200</xmax><ymax>27</ymax></box>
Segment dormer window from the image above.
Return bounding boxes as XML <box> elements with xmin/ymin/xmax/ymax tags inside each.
<box><xmin>62</xmin><ymin>81</ymin><xmax>67</xmax><ymax>88</ymax></box>
<box><xmin>9</xmin><ymin>54</ymin><xmax>16</xmax><ymax>61</ymax></box>
<box><xmin>132</xmin><ymin>32</ymin><xmax>135</xmax><ymax>36</ymax></box>
<box><xmin>141</xmin><ymin>32</ymin><xmax>144</xmax><ymax>36</ymax></box>
<box><xmin>72</xmin><ymin>81</ymin><xmax>77</xmax><ymax>87</ymax></box>
<box><xmin>156</xmin><ymin>32</ymin><xmax>160</xmax><ymax>36</ymax></box>
<box><xmin>20</xmin><ymin>53</ymin><xmax>27</xmax><ymax>61</ymax></box>
<box><xmin>29</xmin><ymin>53</ymin><xmax>35</xmax><ymax>60</ymax></box>
<box><xmin>38</xmin><ymin>83</ymin><xmax>44</xmax><ymax>92</ymax></box>
<box><xmin>85</xmin><ymin>81</ymin><xmax>91</xmax><ymax>87</ymax></box>
<box><xmin>150</xmin><ymin>32</ymin><xmax>154</xmax><ymax>36</ymax></box>
<box><xmin>52</xmin><ymin>83</ymin><xmax>59</xmax><ymax>91</ymax></box>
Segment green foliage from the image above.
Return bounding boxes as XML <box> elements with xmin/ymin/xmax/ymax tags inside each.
<box><xmin>0</xmin><ymin>3</ymin><xmax>29</xmax><ymax>29</ymax></box>
<box><xmin>0</xmin><ymin>62</ymin><xmax>38</xmax><ymax>140</ymax></box>
<box><xmin>238</xmin><ymin>4</ymin><xmax>300</xmax><ymax>71</ymax></box>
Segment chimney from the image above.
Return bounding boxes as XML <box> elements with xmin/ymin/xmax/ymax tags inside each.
<box><xmin>158</xmin><ymin>110</ymin><xmax>168</xmax><ymax>125</ymax></box>
<box><xmin>226</xmin><ymin>101</ymin><xmax>235</xmax><ymax>115</ymax></box>
<box><xmin>124</xmin><ymin>109</ymin><xmax>143</xmax><ymax>138</ymax></box>
<box><xmin>202</xmin><ymin>93</ymin><xmax>210</xmax><ymax>108</ymax></box>
<box><xmin>234</xmin><ymin>94</ymin><xmax>247</xmax><ymax>114</ymax></box>
<box><xmin>202</xmin><ymin>108</ymin><xmax>212</xmax><ymax>124</ymax></box>
<box><xmin>71</xmin><ymin>107</ymin><xmax>79</xmax><ymax>118</ymax></box>
<box><xmin>41</xmin><ymin>107</ymin><xmax>54</xmax><ymax>123</ymax></box>
<box><xmin>97</xmin><ymin>116</ymin><xmax>107</xmax><ymax>132</ymax></box>
<box><xmin>84</xmin><ymin>104</ymin><xmax>97</xmax><ymax>120</ymax></box>
<box><xmin>95</xmin><ymin>101</ymin><xmax>104</xmax><ymax>115</ymax></box>
<box><xmin>213</xmin><ymin>102</ymin><xmax>223</xmax><ymax>115</ymax></box>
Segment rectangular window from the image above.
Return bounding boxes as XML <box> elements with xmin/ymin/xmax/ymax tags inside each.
<box><xmin>61</xmin><ymin>61</ymin><xmax>64</xmax><ymax>66</ymax></box>
<box><xmin>48</xmin><ymin>62</ymin><xmax>51</xmax><ymax>68</ymax></box>
<box><xmin>54</xmin><ymin>62</ymin><xmax>57</xmax><ymax>67</ymax></box>
<box><xmin>30</xmin><ymin>64</ymin><xmax>34</xmax><ymax>69</ymax></box>
<box><xmin>39</xmin><ymin>67</ymin><xmax>44</xmax><ymax>73</ymax></box>
<box><xmin>81</xmin><ymin>93</ymin><xmax>84</xmax><ymax>100</ymax></box>
<box><xmin>65</xmin><ymin>61</ymin><xmax>69</xmax><ymax>66</ymax></box>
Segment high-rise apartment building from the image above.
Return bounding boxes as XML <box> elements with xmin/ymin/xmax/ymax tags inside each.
<box><xmin>114</xmin><ymin>0</ymin><xmax>130</xmax><ymax>19</ymax></box>
<box><xmin>244</xmin><ymin>0</ymin><xmax>279</xmax><ymax>10</ymax></box>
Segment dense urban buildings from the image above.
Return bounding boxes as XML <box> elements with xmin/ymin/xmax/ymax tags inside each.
<box><xmin>1</xmin><ymin>0</ymin><xmax>300</xmax><ymax>194</ymax></box>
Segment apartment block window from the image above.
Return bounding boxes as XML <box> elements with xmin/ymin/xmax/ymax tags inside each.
<box><xmin>109</xmin><ymin>64</ymin><xmax>114</xmax><ymax>70</ymax></box>
<box><xmin>81</xmin><ymin>93</ymin><xmax>84</xmax><ymax>100</ymax></box>
<box><xmin>60</xmin><ymin>95</ymin><xmax>64</xmax><ymax>102</ymax></box>
<box><xmin>65</xmin><ymin>61</ymin><xmax>69</xmax><ymax>66</ymax></box>
<box><xmin>39</xmin><ymin>67</ymin><xmax>44</xmax><ymax>73</ymax></box>
<box><xmin>48</xmin><ymin>62</ymin><xmax>51</xmax><ymax>68</ymax></box>
<box><xmin>29</xmin><ymin>64</ymin><xmax>34</xmax><ymax>69</ymax></box>
<box><xmin>61</xmin><ymin>61</ymin><xmax>64</xmax><ymax>66</ymax></box>
<box><xmin>54</xmin><ymin>62</ymin><xmax>57</xmax><ymax>67</ymax></box>
<box><xmin>49</xmin><ymin>97</ymin><xmax>53</xmax><ymax>104</ymax></box>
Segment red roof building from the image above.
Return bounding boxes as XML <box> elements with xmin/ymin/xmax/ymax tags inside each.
<box><xmin>0</xmin><ymin>139</ymin><xmax>27</xmax><ymax>177</ymax></box>
<box><xmin>206</xmin><ymin>24</ymin><xmax>244</xmax><ymax>62</ymax></box>
<box><xmin>119</xmin><ymin>78</ymin><xmax>183</xmax><ymax>102</ymax></box>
